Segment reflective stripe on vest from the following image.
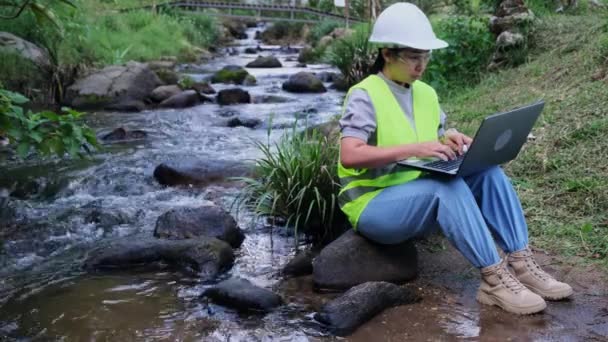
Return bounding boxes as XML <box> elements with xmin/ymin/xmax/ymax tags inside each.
<box><xmin>337</xmin><ymin>75</ymin><xmax>440</xmax><ymax>229</ymax></box>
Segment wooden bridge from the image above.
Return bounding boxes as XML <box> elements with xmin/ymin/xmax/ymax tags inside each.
<box><xmin>125</xmin><ymin>1</ymin><xmax>365</xmax><ymax>24</ymax></box>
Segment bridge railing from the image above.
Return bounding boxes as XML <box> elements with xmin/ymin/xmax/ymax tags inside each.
<box><xmin>122</xmin><ymin>1</ymin><xmax>366</xmax><ymax>23</ymax></box>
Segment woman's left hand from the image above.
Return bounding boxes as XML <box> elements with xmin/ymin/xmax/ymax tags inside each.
<box><xmin>443</xmin><ymin>128</ymin><xmax>473</xmax><ymax>155</ymax></box>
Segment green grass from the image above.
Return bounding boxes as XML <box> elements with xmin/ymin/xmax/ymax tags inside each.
<box><xmin>0</xmin><ymin>0</ymin><xmax>220</xmax><ymax>99</ymax></box>
<box><xmin>442</xmin><ymin>14</ymin><xmax>608</xmax><ymax>265</ymax></box>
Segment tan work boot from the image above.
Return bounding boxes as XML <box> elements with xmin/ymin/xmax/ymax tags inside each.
<box><xmin>477</xmin><ymin>259</ymin><xmax>546</xmax><ymax>315</ymax></box>
<box><xmin>508</xmin><ymin>247</ymin><xmax>573</xmax><ymax>300</ymax></box>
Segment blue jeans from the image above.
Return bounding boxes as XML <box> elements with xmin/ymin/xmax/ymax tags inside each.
<box><xmin>358</xmin><ymin>166</ymin><xmax>528</xmax><ymax>268</ymax></box>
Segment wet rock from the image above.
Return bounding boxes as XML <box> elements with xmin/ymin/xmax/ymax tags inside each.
<box><xmin>64</xmin><ymin>61</ymin><xmax>162</xmax><ymax>111</ymax></box>
<box><xmin>0</xmin><ymin>32</ymin><xmax>51</xmax><ymax>69</ymax></box>
<box><xmin>211</xmin><ymin>65</ymin><xmax>251</xmax><ymax>85</ymax></box>
<box><xmin>202</xmin><ymin>277</ymin><xmax>283</xmax><ymax>312</ymax></box>
<box><xmin>282</xmin><ymin>250</ymin><xmax>316</xmax><ymax>277</ymax></box>
<box><xmin>244</xmin><ymin>47</ymin><xmax>258</xmax><ymax>54</ymax></box>
<box><xmin>246</xmin><ymin>56</ymin><xmax>282</xmax><ymax>68</ymax></box>
<box><xmin>217</xmin><ymin>88</ymin><xmax>251</xmax><ymax>105</ymax></box>
<box><xmin>314</xmin><ymin>281</ymin><xmax>419</xmax><ymax>336</ymax></box>
<box><xmin>282</xmin><ymin>72</ymin><xmax>326</xmax><ymax>93</ymax></box>
<box><xmin>254</xmin><ymin>30</ymin><xmax>261</xmax><ymax>40</ymax></box>
<box><xmin>313</xmin><ymin>230</ymin><xmax>418</xmax><ymax>290</ymax></box>
<box><xmin>154</xmin><ymin>206</ymin><xmax>244</xmax><ymax>248</ymax></box>
<box><xmin>101</xmin><ymin>127</ymin><xmax>147</xmax><ymax>142</ymax></box>
<box><xmin>84</xmin><ymin>208</ymin><xmax>131</xmax><ymax>229</ymax></box>
<box><xmin>159</xmin><ymin>90</ymin><xmax>203</xmax><ymax>108</ymax></box>
<box><xmin>296</xmin><ymin>63</ymin><xmax>307</xmax><ymax>68</ymax></box>
<box><xmin>104</xmin><ymin>99</ymin><xmax>147</xmax><ymax>112</ymax></box>
<box><xmin>190</xmin><ymin>82</ymin><xmax>216</xmax><ymax>95</ymax></box>
<box><xmin>226</xmin><ymin>117</ymin><xmax>262</xmax><ymax>129</ymax></box>
<box><xmin>150</xmin><ymin>85</ymin><xmax>182</xmax><ymax>103</ymax></box>
<box><xmin>84</xmin><ymin>236</ymin><xmax>234</xmax><ymax>278</ymax></box>
<box><xmin>153</xmin><ymin>160</ymin><xmax>252</xmax><ymax>187</ymax></box>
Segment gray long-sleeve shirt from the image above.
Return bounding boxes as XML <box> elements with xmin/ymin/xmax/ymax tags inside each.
<box><xmin>340</xmin><ymin>72</ymin><xmax>446</xmax><ymax>145</ymax></box>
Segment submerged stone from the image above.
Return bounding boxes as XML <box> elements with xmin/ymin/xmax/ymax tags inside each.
<box><xmin>314</xmin><ymin>281</ymin><xmax>419</xmax><ymax>336</ymax></box>
<box><xmin>154</xmin><ymin>206</ymin><xmax>245</xmax><ymax>248</ymax></box>
<box><xmin>202</xmin><ymin>277</ymin><xmax>283</xmax><ymax>312</ymax></box>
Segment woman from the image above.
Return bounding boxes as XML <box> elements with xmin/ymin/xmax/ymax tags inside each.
<box><xmin>337</xmin><ymin>2</ymin><xmax>572</xmax><ymax>315</ymax></box>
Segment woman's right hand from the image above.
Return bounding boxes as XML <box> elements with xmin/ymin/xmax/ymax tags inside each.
<box><xmin>409</xmin><ymin>141</ymin><xmax>457</xmax><ymax>161</ymax></box>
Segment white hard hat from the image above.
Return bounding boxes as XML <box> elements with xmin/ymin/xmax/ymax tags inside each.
<box><xmin>369</xmin><ymin>2</ymin><xmax>448</xmax><ymax>50</ymax></box>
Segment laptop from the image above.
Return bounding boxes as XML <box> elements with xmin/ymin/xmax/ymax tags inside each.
<box><xmin>397</xmin><ymin>100</ymin><xmax>544</xmax><ymax>177</ymax></box>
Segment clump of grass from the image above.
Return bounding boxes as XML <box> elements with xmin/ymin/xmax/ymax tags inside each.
<box><xmin>443</xmin><ymin>14</ymin><xmax>608</xmax><ymax>265</ymax></box>
<box><xmin>234</xmin><ymin>124</ymin><xmax>345</xmax><ymax>247</ymax></box>
<box><xmin>324</xmin><ymin>23</ymin><xmax>375</xmax><ymax>88</ymax></box>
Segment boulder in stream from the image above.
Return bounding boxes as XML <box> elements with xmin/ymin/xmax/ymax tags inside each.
<box><xmin>313</xmin><ymin>229</ymin><xmax>418</xmax><ymax>290</ymax></box>
<box><xmin>282</xmin><ymin>72</ymin><xmax>326</xmax><ymax>93</ymax></box>
<box><xmin>314</xmin><ymin>281</ymin><xmax>419</xmax><ymax>336</ymax></box>
<box><xmin>64</xmin><ymin>61</ymin><xmax>162</xmax><ymax>111</ymax></box>
<box><xmin>211</xmin><ymin>65</ymin><xmax>251</xmax><ymax>85</ymax></box>
<box><xmin>202</xmin><ymin>277</ymin><xmax>283</xmax><ymax>312</ymax></box>
<box><xmin>154</xmin><ymin>206</ymin><xmax>245</xmax><ymax>248</ymax></box>
<box><xmin>153</xmin><ymin>159</ymin><xmax>252</xmax><ymax>187</ymax></box>
<box><xmin>226</xmin><ymin>116</ymin><xmax>261</xmax><ymax>129</ymax></box>
<box><xmin>159</xmin><ymin>90</ymin><xmax>206</xmax><ymax>108</ymax></box>
<box><xmin>217</xmin><ymin>88</ymin><xmax>251</xmax><ymax>105</ymax></box>
<box><xmin>246</xmin><ymin>56</ymin><xmax>282</xmax><ymax>68</ymax></box>
<box><xmin>84</xmin><ymin>236</ymin><xmax>234</xmax><ymax>278</ymax></box>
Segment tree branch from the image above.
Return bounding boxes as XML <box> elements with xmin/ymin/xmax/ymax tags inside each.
<box><xmin>0</xmin><ymin>0</ymin><xmax>33</xmax><ymax>20</ymax></box>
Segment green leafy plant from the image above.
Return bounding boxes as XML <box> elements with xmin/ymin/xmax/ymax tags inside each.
<box><xmin>0</xmin><ymin>87</ymin><xmax>98</xmax><ymax>158</ymax></box>
<box><xmin>234</xmin><ymin>124</ymin><xmax>345</xmax><ymax>247</ymax></box>
<box><xmin>424</xmin><ymin>15</ymin><xmax>495</xmax><ymax>93</ymax></box>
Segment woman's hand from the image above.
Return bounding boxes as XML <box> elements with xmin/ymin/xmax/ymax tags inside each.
<box><xmin>443</xmin><ymin>128</ymin><xmax>473</xmax><ymax>155</ymax></box>
<box><xmin>411</xmin><ymin>141</ymin><xmax>457</xmax><ymax>161</ymax></box>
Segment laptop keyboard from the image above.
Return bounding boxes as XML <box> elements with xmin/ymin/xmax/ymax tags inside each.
<box><xmin>424</xmin><ymin>154</ymin><xmax>465</xmax><ymax>171</ymax></box>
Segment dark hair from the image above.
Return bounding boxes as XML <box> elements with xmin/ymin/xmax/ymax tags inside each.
<box><xmin>370</xmin><ymin>49</ymin><xmax>385</xmax><ymax>75</ymax></box>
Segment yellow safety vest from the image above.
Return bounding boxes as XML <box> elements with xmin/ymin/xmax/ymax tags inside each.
<box><xmin>338</xmin><ymin>75</ymin><xmax>441</xmax><ymax>228</ymax></box>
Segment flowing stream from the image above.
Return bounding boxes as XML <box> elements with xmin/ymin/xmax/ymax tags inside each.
<box><xmin>0</xmin><ymin>26</ymin><xmax>341</xmax><ymax>340</ymax></box>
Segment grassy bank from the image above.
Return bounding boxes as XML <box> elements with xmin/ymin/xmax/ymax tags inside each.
<box><xmin>0</xmin><ymin>0</ymin><xmax>220</xmax><ymax>101</ymax></box>
<box><xmin>442</xmin><ymin>14</ymin><xmax>608</xmax><ymax>265</ymax></box>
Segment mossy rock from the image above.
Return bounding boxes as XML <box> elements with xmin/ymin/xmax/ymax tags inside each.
<box><xmin>211</xmin><ymin>66</ymin><xmax>250</xmax><ymax>85</ymax></box>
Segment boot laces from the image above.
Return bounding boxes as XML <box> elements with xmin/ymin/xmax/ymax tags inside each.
<box><xmin>496</xmin><ymin>259</ymin><xmax>526</xmax><ymax>294</ymax></box>
<box><xmin>512</xmin><ymin>248</ymin><xmax>552</xmax><ymax>281</ymax></box>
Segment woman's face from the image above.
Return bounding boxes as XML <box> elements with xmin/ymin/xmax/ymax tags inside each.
<box><xmin>383</xmin><ymin>48</ymin><xmax>431</xmax><ymax>84</ymax></box>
